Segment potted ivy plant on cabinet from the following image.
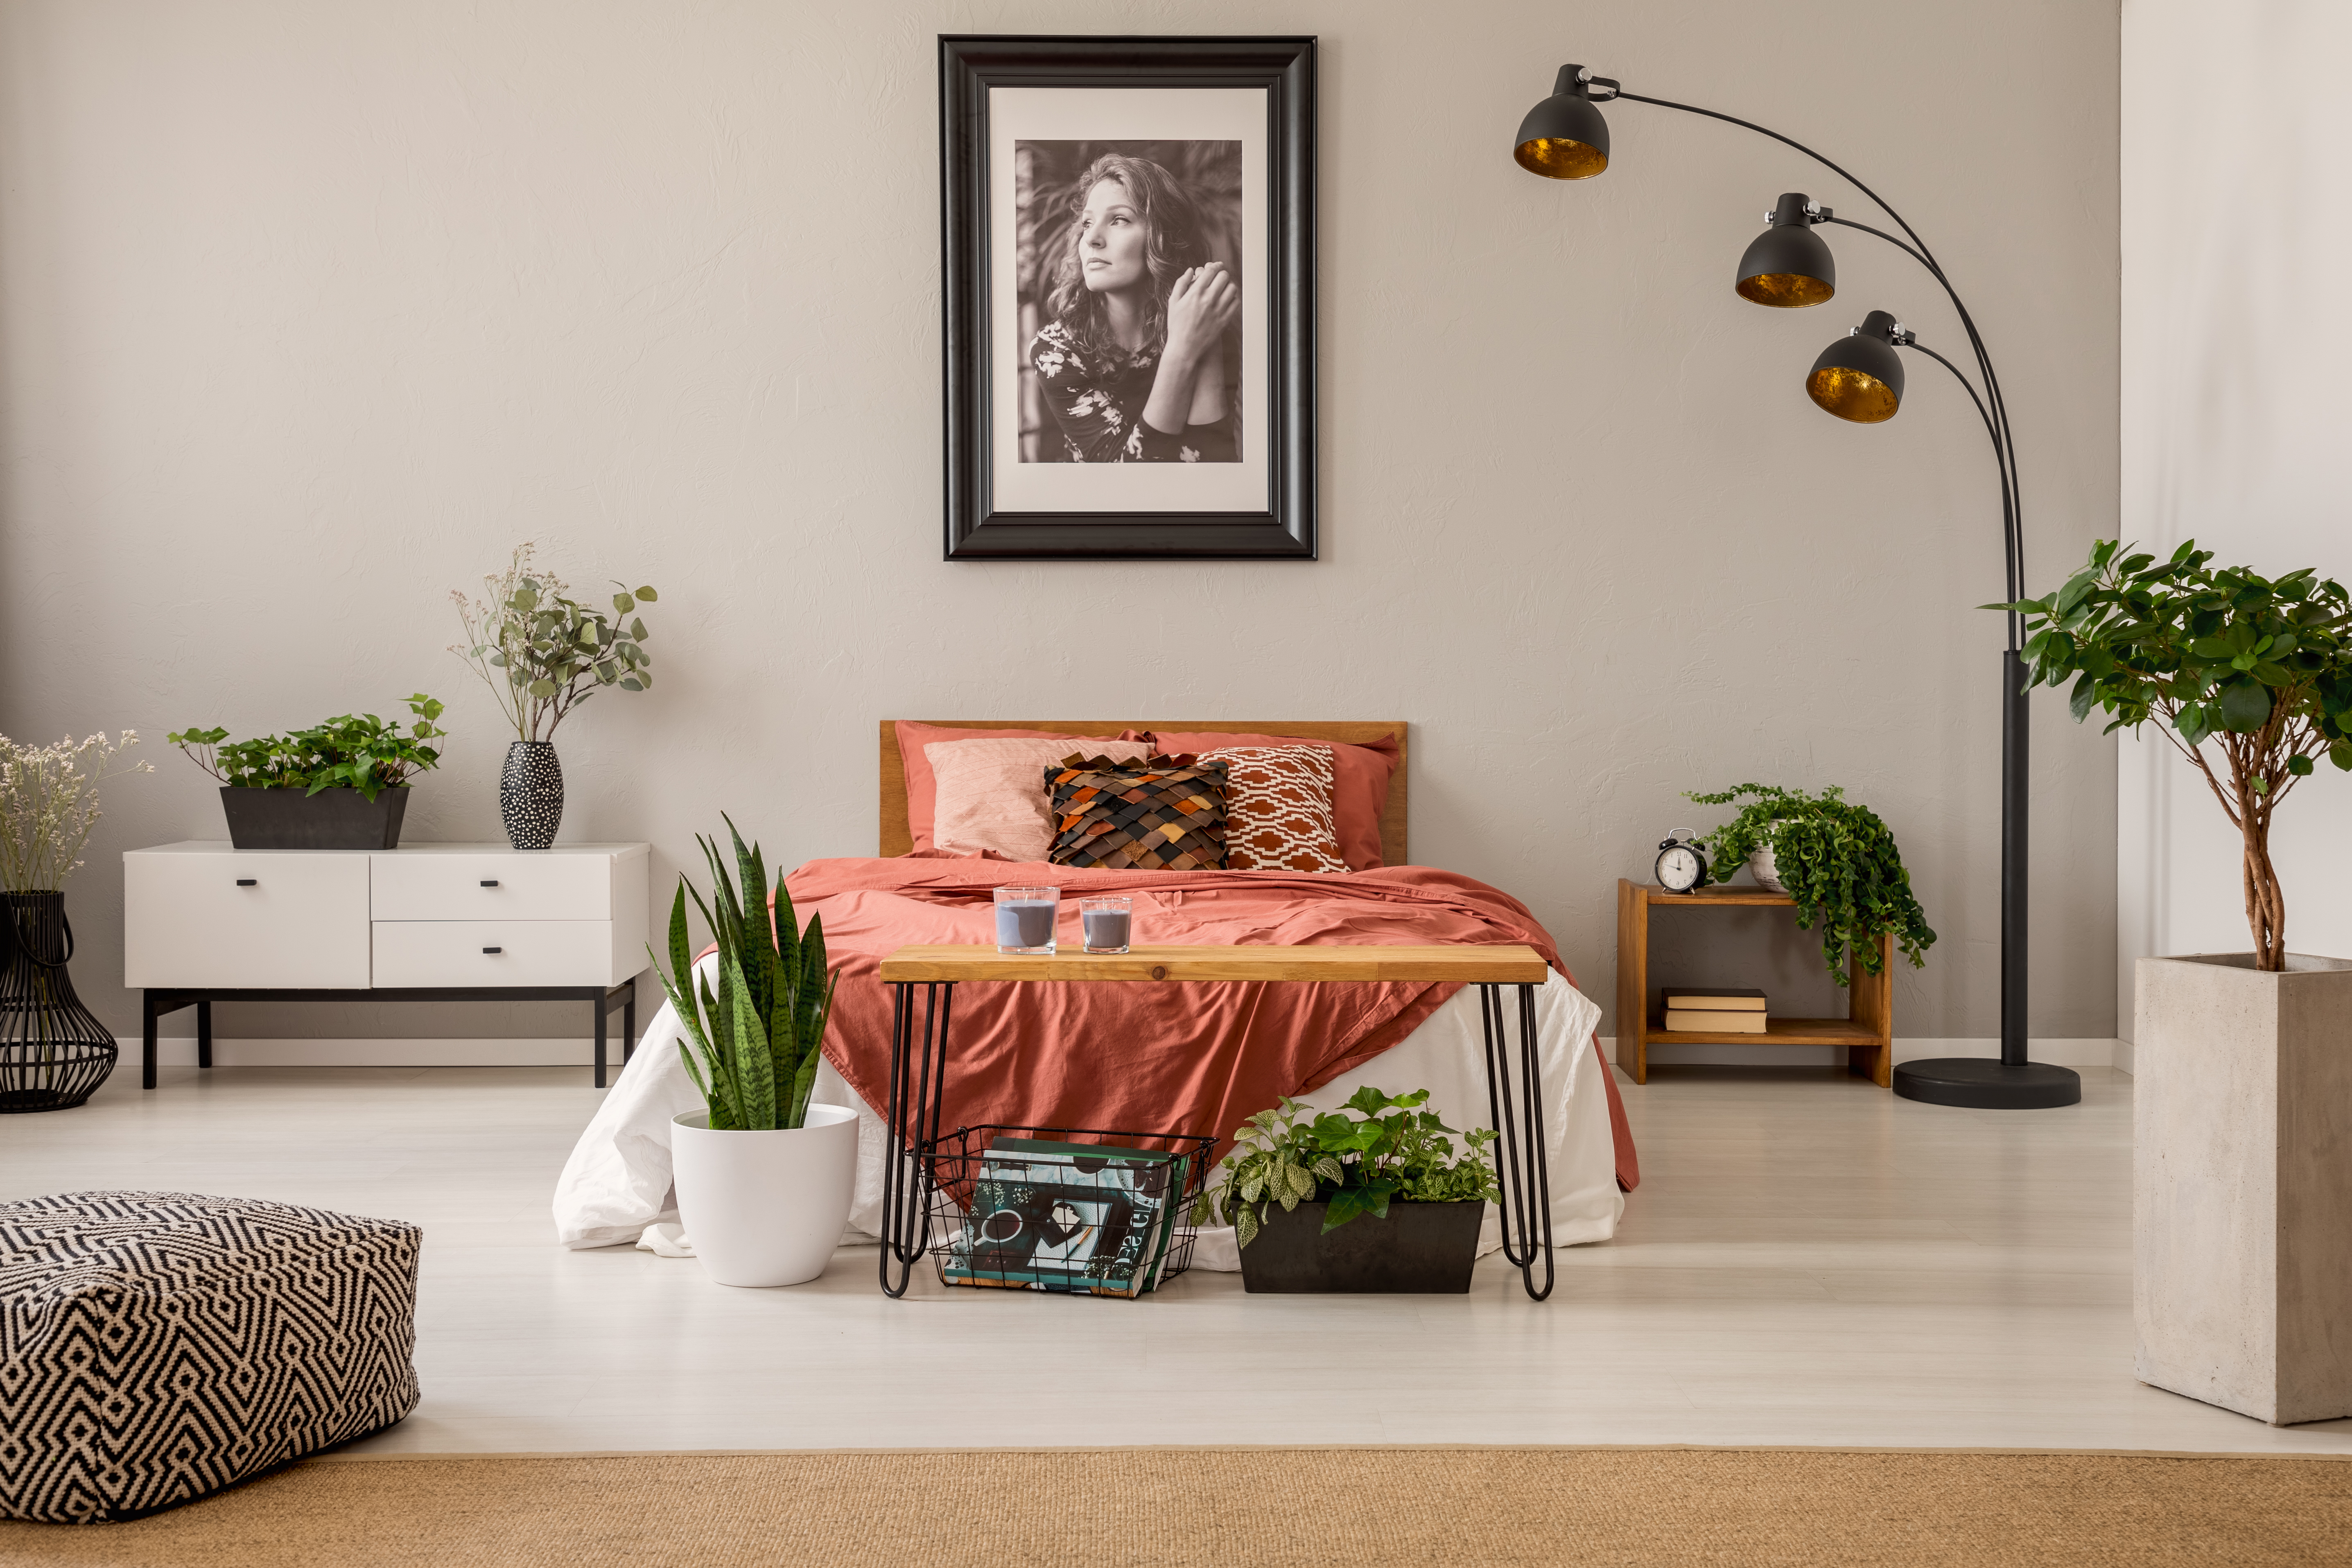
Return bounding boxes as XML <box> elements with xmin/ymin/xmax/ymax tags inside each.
<box><xmin>2002</xmin><ymin>538</ymin><xmax>2352</xmax><ymax>1425</ymax></box>
<box><xmin>166</xmin><ymin>696</ymin><xmax>445</xmax><ymax>850</ymax></box>
<box><xmin>1197</xmin><ymin>1088</ymin><xmax>1502</xmax><ymax>1293</ymax></box>
<box><xmin>450</xmin><ymin>543</ymin><xmax>657</xmax><ymax>850</ymax></box>
<box><xmin>655</xmin><ymin>820</ymin><xmax>854</xmax><ymax>1288</ymax></box>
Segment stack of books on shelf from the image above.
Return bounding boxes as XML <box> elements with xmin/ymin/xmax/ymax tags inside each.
<box><xmin>1663</xmin><ymin>987</ymin><xmax>1769</xmax><ymax>1033</ymax></box>
<box><xmin>943</xmin><ymin>1137</ymin><xmax>1191</xmax><ymax>1297</ymax></box>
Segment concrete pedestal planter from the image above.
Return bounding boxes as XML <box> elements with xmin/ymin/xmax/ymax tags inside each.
<box><xmin>2134</xmin><ymin>953</ymin><xmax>2352</xmax><ymax>1425</ymax></box>
<box><xmin>670</xmin><ymin>1104</ymin><xmax>858</xmax><ymax>1287</ymax></box>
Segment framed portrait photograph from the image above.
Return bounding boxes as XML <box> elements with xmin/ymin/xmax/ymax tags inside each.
<box><xmin>939</xmin><ymin>35</ymin><xmax>1317</xmax><ymax>560</ymax></box>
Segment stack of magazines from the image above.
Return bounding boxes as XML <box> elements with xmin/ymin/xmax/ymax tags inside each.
<box><xmin>942</xmin><ymin>1137</ymin><xmax>1191</xmax><ymax>1297</ymax></box>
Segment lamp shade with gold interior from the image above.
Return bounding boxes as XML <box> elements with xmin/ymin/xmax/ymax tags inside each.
<box><xmin>1735</xmin><ymin>192</ymin><xmax>1837</xmax><ymax>307</ymax></box>
<box><xmin>1514</xmin><ymin>65</ymin><xmax>1611</xmax><ymax>179</ymax></box>
<box><xmin>1806</xmin><ymin>311</ymin><xmax>1906</xmax><ymax>423</ymax></box>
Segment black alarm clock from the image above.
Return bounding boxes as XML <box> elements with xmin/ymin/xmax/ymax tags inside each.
<box><xmin>1655</xmin><ymin>830</ymin><xmax>1709</xmax><ymax>894</ymax></box>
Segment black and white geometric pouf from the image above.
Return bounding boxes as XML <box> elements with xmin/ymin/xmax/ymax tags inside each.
<box><xmin>0</xmin><ymin>1191</ymin><xmax>421</xmax><ymax>1524</ymax></box>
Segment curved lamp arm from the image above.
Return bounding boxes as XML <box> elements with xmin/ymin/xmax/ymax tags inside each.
<box><xmin>1588</xmin><ymin>80</ymin><xmax>2025</xmax><ymax>646</ymax></box>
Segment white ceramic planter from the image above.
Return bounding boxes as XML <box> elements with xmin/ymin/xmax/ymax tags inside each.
<box><xmin>671</xmin><ymin>1103</ymin><xmax>859</xmax><ymax>1287</ymax></box>
<box><xmin>2134</xmin><ymin>953</ymin><xmax>2352</xmax><ymax>1425</ymax></box>
<box><xmin>1747</xmin><ymin>843</ymin><xmax>1787</xmax><ymax>893</ymax></box>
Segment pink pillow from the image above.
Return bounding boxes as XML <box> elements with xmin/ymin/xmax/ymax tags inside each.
<box><xmin>1143</xmin><ymin>730</ymin><xmax>1400</xmax><ymax>870</ymax></box>
<box><xmin>926</xmin><ymin>737</ymin><xmax>1152</xmax><ymax>862</ymax></box>
<box><xmin>893</xmin><ymin>722</ymin><xmax>1138</xmax><ymax>852</ymax></box>
<box><xmin>1204</xmin><ymin>745</ymin><xmax>1348</xmax><ymax>873</ymax></box>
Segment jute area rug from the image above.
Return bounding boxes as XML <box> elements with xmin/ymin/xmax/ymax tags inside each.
<box><xmin>2</xmin><ymin>1447</ymin><xmax>2345</xmax><ymax>1567</ymax></box>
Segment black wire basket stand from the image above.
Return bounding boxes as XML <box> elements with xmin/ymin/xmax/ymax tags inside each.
<box><xmin>2</xmin><ymin>892</ymin><xmax>118</xmax><ymax>1113</ymax></box>
<box><xmin>924</xmin><ymin>1124</ymin><xmax>1220</xmax><ymax>1296</ymax></box>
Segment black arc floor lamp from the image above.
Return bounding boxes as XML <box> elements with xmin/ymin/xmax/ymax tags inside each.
<box><xmin>1516</xmin><ymin>64</ymin><xmax>2079</xmax><ymax>1110</ymax></box>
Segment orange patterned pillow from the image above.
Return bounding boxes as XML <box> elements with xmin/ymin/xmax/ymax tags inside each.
<box><xmin>1201</xmin><ymin>745</ymin><xmax>1349</xmax><ymax>874</ymax></box>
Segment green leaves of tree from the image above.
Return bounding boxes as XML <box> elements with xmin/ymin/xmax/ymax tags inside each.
<box><xmin>165</xmin><ymin>694</ymin><xmax>448</xmax><ymax>800</ymax></box>
<box><xmin>1193</xmin><ymin>1089</ymin><xmax>1503</xmax><ymax>1247</ymax></box>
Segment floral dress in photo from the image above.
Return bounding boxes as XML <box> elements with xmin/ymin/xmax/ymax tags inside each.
<box><xmin>1029</xmin><ymin>321</ymin><xmax>1238</xmax><ymax>463</ymax></box>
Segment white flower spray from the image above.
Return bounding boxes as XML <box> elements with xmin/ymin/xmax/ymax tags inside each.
<box><xmin>0</xmin><ymin>732</ymin><xmax>152</xmax><ymax>892</ymax></box>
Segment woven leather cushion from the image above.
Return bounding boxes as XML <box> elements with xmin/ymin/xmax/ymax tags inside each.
<box><xmin>0</xmin><ymin>1191</ymin><xmax>421</xmax><ymax>1523</ymax></box>
<box><xmin>1047</xmin><ymin>755</ymin><xmax>1229</xmax><ymax>871</ymax></box>
<box><xmin>1202</xmin><ymin>745</ymin><xmax>1349</xmax><ymax>874</ymax></box>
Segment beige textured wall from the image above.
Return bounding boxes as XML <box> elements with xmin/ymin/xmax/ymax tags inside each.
<box><xmin>2118</xmin><ymin>0</ymin><xmax>2352</xmax><ymax>1040</ymax></box>
<box><xmin>0</xmin><ymin>0</ymin><xmax>2120</xmax><ymax>1045</ymax></box>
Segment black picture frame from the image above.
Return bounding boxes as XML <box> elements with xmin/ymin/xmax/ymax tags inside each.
<box><xmin>939</xmin><ymin>34</ymin><xmax>1317</xmax><ymax>561</ymax></box>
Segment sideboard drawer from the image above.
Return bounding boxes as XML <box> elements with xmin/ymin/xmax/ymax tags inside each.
<box><xmin>371</xmin><ymin>920</ymin><xmax>627</xmax><ymax>988</ymax></box>
<box><xmin>371</xmin><ymin>852</ymin><xmax>615</xmax><ymax>922</ymax></box>
<box><xmin>124</xmin><ymin>852</ymin><xmax>373</xmax><ymax>988</ymax></box>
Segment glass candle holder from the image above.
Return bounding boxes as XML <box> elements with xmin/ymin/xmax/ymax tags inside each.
<box><xmin>1080</xmin><ymin>896</ymin><xmax>1132</xmax><ymax>955</ymax></box>
<box><xmin>993</xmin><ymin>885</ymin><xmax>1060</xmax><ymax>956</ymax></box>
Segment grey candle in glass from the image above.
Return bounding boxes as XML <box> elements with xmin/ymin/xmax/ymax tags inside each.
<box><xmin>993</xmin><ymin>885</ymin><xmax>1060</xmax><ymax>955</ymax></box>
<box><xmin>1080</xmin><ymin>896</ymin><xmax>1132</xmax><ymax>955</ymax></box>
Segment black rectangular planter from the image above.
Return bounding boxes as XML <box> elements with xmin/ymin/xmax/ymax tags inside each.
<box><xmin>1237</xmin><ymin>1199</ymin><xmax>1485</xmax><ymax>1293</ymax></box>
<box><xmin>217</xmin><ymin>786</ymin><xmax>409</xmax><ymax>850</ymax></box>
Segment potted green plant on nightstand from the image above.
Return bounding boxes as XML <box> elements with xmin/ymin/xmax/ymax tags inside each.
<box><xmin>167</xmin><ymin>696</ymin><xmax>445</xmax><ymax>850</ymax></box>
<box><xmin>1687</xmin><ymin>783</ymin><xmax>1936</xmax><ymax>986</ymax></box>
<box><xmin>654</xmin><ymin>819</ymin><xmax>854</xmax><ymax>1288</ymax></box>
<box><xmin>1196</xmin><ymin>1088</ymin><xmax>1502</xmax><ymax>1293</ymax></box>
<box><xmin>450</xmin><ymin>543</ymin><xmax>657</xmax><ymax>850</ymax></box>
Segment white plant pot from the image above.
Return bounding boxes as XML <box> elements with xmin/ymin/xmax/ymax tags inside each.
<box><xmin>671</xmin><ymin>1103</ymin><xmax>859</xmax><ymax>1287</ymax></box>
<box><xmin>2134</xmin><ymin>953</ymin><xmax>2352</xmax><ymax>1424</ymax></box>
<box><xmin>1747</xmin><ymin>843</ymin><xmax>1787</xmax><ymax>893</ymax></box>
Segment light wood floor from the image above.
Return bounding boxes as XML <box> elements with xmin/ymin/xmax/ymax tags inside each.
<box><xmin>11</xmin><ymin>1062</ymin><xmax>2349</xmax><ymax>1454</ymax></box>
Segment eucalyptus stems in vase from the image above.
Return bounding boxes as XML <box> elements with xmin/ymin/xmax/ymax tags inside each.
<box><xmin>451</xmin><ymin>543</ymin><xmax>659</xmax><ymax>850</ymax></box>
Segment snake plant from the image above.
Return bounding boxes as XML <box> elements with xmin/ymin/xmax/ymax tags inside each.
<box><xmin>653</xmin><ymin>817</ymin><xmax>838</xmax><ymax>1130</ymax></box>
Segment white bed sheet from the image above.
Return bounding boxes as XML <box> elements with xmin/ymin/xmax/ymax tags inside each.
<box><xmin>551</xmin><ymin>958</ymin><xmax>1622</xmax><ymax>1265</ymax></box>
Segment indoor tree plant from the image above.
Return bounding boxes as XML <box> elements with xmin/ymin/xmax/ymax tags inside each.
<box><xmin>655</xmin><ymin>819</ymin><xmax>854</xmax><ymax>1288</ymax></box>
<box><xmin>451</xmin><ymin>543</ymin><xmax>657</xmax><ymax>850</ymax></box>
<box><xmin>1688</xmin><ymin>783</ymin><xmax>1936</xmax><ymax>985</ymax></box>
<box><xmin>1195</xmin><ymin>1088</ymin><xmax>1503</xmax><ymax>1293</ymax></box>
<box><xmin>166</xmin><ymin>696</ymin><xmax>445</xmax><ymax>850</ymax></box>
<box><xmin>1</xmin><ymin>730</ymin><xmax>150</xmax><ymax>1111</ymax></box>
<box><xmin>1998</xmin><ymin>538</ymin><xmax>2352</xmax><ymax>1425</ymax></box>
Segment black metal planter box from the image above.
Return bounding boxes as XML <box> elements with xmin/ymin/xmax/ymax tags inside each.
<box><xmin>1237</xmin><ymin>1199</ymin><xmax>1485</xmax><ymax>1293</ymax></box>
<box><xmin>218</xmin><ymin>786</ymin><xmax>410</xmax><ymax>850</ymax></box>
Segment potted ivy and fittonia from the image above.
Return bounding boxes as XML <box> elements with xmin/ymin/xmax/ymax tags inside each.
<box><xmin>451</xmin><ymin>543</ymin><xmax>657</xmax><ymax>851</ymax></box>
<box><xmin>1687</xmin><ymin>782</ymin><xmax>1937</xmax><ymax>987</ymax></box>
<box><xmin>2003</xmin><ymin>539</ymin><xmax>2352</xmax><ymax>1425</ymax></box>
<box><xmin>165</xmin><ymin>697</ymin><xmax>446</xmax><ymax>851</ymax></box>
<box><xmin>0</xmin><ymin>730</ymin><xmax>150</xmax><ymax>1111</ymax></box>
<box><xmin>655</xmin><ymin>821</ymin><xmax>855</xmax><ymax>1288</ymax></box>
<box><xmin>1199</xmin><ymin>1089</ymin><xmax>1503</xmax><ymax>1293</ymax></box>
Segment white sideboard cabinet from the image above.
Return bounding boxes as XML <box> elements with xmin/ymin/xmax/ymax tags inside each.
<box><xmin>124</xmin><ymin>841</ymin><xmax>651</xmax><ymax>1088</ymax></box>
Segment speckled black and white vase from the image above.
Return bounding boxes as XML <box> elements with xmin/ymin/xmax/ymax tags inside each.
<box><xmin>499</xmin><ymin>741</ymin><xmax>564</xmax><ymax>850</ymax></box>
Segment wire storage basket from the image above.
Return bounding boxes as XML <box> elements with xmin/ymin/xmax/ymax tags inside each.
<box><xmin>925</xmin><ymin>1124</ymin><xmax>1219</xmax><ymax>1297</ymax></box>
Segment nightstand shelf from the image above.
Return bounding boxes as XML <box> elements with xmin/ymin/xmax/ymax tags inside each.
<box><xmin>1615</xmin><ymin>879</ymin><xmax>1893</xmax><ymax>1086</ymax></box>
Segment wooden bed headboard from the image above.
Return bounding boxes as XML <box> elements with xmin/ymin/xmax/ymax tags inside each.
<box><xmin>879</xmin><ymin>721</ymin><xmax>1409</xmax><ymax>865</ymax></box>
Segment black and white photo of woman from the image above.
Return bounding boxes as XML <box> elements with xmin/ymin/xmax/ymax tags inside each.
<box><xmin>1015</xmin><ymin>145</ymin><xmax>1243</xmax><ymax>463</ymax></box>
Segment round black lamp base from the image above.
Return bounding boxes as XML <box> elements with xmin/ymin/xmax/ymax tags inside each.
<box><xmin>1892</xmin><ymin>1057</ymin><xmax>2081</xmax><ymax>1109</ymax></box>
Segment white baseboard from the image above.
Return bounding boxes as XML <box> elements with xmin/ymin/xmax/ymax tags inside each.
<box><xmin>1600</xmin><ymin>1037</ymin><xmax>2128</xmax><ymax>1071</ymax></box>
<box><xmin>127</xmin><ymin>1037</ymin><xmax>624</xmax><ymax>1068</ymax></box>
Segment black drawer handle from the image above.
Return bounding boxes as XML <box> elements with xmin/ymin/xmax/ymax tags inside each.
<box><xmin>480</xmin><ymin>879</ymin><xmax>499</xmax><ymax>887</ymax></box>
<box><xmin>235</xmin><ymin>879</ymin><xmax>258</xmax><ymax>887</ymax></box>
<box><xmin>482</xmin><ymin>946</ymin><xmax>503</xmax><ymax>954</ymax></box>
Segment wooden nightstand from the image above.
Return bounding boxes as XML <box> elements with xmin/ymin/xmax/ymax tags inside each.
<box><xmin>1614</xmin><ymin>879</ymin><xmax>1892</xmax><ymax>1087</ymax></box>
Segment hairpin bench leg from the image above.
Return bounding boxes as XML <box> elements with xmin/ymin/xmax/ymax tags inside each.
<box><xmin>879</xmin><ymin>980</ymin><xmax>953</xmax><ymax>1298</ymax></box>
<box><xmin>1480</xmin><ymin>981</ymin><xmax>1555</xmax><ymax>1301</ymax></box>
